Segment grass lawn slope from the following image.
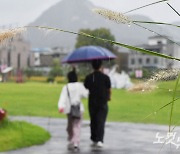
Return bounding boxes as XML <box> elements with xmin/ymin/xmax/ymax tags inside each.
<box><xmin>0</xmin><ymin>119</ymin><xmax>50</xmax><ymax>152</ymax></box>
<box><xmin>0</xmin><ymin>81</ymin><xmax>180</xmax><ymax>125</ymax></box>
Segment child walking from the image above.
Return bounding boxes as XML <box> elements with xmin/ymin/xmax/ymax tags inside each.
<box><xmin>58</xmin><ymin>69</ymin><xmax>88</xmax><ymax>150</ymax></box>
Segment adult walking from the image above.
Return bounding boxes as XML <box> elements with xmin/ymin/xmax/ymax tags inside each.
<box><xmin>84</xmin><ymin>60</ymin><xmax>111</xmax><ymax>148</ymax></box>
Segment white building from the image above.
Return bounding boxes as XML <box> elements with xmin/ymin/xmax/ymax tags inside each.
<box><xmin>32</xmin><ymin>47</ymin><xmax>70</xmax><ymax>67</ymax></box>
<box><xmin>128</xmin><ymin>35</ymin><xmax>180</xmax><ymax>72</ymax></box>
<box><xmin>0</xmin><ymin>35</ymin><xmax>34</xmax><ymax>70</ymax></box>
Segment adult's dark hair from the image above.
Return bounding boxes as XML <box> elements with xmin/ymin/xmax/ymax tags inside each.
<box><xmin>67</xmin><ymin>70</ymin><xmax>77</xmax><ymax>83</ymax></box>
<box><xmin>91</xmin><ymin>60</ymin><xmax>102</xmax><ymax>70</ymax></box>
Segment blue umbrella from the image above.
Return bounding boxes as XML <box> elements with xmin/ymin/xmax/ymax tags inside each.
<box><xmin>62</xmin><ymin>46</ymin><xmax>117</xmax><ymax>63</ymax></box>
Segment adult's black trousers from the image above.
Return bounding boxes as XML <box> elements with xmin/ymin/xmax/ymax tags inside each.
<box><xmin>89</xmin><ymin>102</ymin><xmax>108</xmax><ymax>142</ymax></box>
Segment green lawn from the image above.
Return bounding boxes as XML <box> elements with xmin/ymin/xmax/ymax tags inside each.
<box><xmin>0</xmin><ymin>81</ymin><xmax>180</xmax><ymax>125</ymax></box>
<box><xmin>0</xmin><ymin>119</ymin><xmax>50</xmax><ymax>152</ymax></box>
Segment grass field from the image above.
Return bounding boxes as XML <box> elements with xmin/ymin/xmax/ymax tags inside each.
<box><xmin>0</xmin><ymin>119</ymin><xmax>50</xmax><ymax>152</ymax></box>
<box><xmin>0</xmin><ymin>81</ymin><xmax>180</xmax><ymax>125</ymax></box>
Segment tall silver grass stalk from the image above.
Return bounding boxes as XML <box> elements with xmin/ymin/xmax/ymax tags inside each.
<box><xmin>169</xmin><ymin>74</ymin><xmax>180</xmax><ymax>132</ymax></box>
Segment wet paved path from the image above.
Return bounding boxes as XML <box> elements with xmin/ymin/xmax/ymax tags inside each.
<box><xmin>1</xmin><ymin>116</ymin><xmax>180</xmax><ymax>154</ymax></box>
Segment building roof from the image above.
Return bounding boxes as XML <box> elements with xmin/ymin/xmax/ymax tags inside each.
<box><xmin>141</xmin><ymin>44</ymin><xmax>163</xmax><ymax>49</ymax></box>
<box><xmin>148</xmin><ymin>35</ymin><xmax>170</xmax><ymax>39</ymax></box>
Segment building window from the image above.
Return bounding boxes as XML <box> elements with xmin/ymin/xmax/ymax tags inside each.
<box><xmin>27</xmin><ymin>56</ymin><xmax>30</xmax><ymax>67</ymax></box>
<box><xmin>35</xmin><ymin>57</ymin><xmax>38</xmax><ymax>62</ymax></box>
<box><xmin>131</xmin><ymin>59</ymin><xmax>135</xmax><ymax>65</ymax></box>
<box><xmin>138</xmin><ymin>58</ymin><xmax>142</xmax><ymax>64</ymax></box>
<box><xmin>7</xmin><ymin>51</ymin><xmax>11</xmax><ymax>66</ymax></box>
<box><xmin>157</xmin><ymin>41</ymin><xmax>162</xmax><ymax>44</ymax></box>
<box><xmin>154</xmin><ymin>58</ymin><xmax>158</xmax><ymax>64</ymax></box>
<box><xmin>17</xmin><ymin>53</ymin><xmax>21</xmax><ymax>69</ymax></box>
<box><xmin>146</xmin><ymin>58</ymin><xmax>150</xmax><ymax>64</ymax></box>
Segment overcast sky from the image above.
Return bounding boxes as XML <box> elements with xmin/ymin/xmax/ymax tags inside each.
<box><xmin>0</xmin><ymin>0</ymin><xmax>180</xmax><ymax>27</ymax></box>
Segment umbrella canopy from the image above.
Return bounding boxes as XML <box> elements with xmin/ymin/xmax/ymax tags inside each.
<box><xmin>62</xmin><ymin>46</ymin><xmax>116</xmax><ymax>63</ymax></box>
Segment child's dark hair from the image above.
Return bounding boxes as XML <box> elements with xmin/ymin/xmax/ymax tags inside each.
<box><xmin>67</xmin><ymin>69</ymin><xmax>77</xmax><ymax>83</ymax></box>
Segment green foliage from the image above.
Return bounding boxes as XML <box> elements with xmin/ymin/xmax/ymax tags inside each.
<box><xmin>75</xmin><ymin>28</ymin><xmax>116</xmax><ymax>51</ymax></box>
<box><xmin>0</xmin><ymin>119</ymin><xmax>50</xmax><ymax>152</ymax></box>
<box><xmin>0</xmin><ymin>118</ymin><xmax>8</xmax><ymax>127</ymax></box>
<box><xmin>142</xmin><ymin>68</ymin><xmax>154</xmax><ymax>79</ymax></box>
<box><xmin>76</xmin><ymin>63</ymin><xmax>92</xmax><ymax>79</ymax></box>
<box><xmin>75</xmin><ymin>28</ymin><xmax>117</xmax><ymax>75</ymax></box>
<box><xmin>47</xmin><ymin>76</ymin><xmax>55</xmax><ymax>83</ymax></box>
<box><xmin>24</xmin><ymin>68</ymin><xmax>43</xmax><ymax>77</ymax></box>
<box><xmin>48</xmin><ymin>58</ymin><xmax>63</xmax><ymax>82</ymax></box>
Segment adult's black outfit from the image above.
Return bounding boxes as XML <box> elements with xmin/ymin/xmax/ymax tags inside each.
<box><xmin>84</xmin><ymin>71</ymin><xmax>111</xmax><ymax>143</ymax></box>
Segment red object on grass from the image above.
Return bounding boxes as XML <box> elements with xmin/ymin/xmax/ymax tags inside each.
<box><xmin>0</xmin><ymin>108</ymin><xmax>6</xmax><ymax>121</ymax></box>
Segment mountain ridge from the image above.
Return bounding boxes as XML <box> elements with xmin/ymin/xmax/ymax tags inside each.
<box><xmin>26</xmin><ymin>0</ymin><xmax>179</xmax><ymax>49</ymax></box>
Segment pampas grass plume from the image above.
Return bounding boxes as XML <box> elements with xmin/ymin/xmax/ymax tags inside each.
<box><xmin>0</xmin><ymin>28</ymin><xmax>26</xmax><ymax>44</ymax></box>
<box><xmin>128</xmin><ymin>82</ymin><xmax>157</xmax><ymax>92</ymax></box>
<box><xmin>93</xmin><ymin>8</ymin><xmax>132</xmax><ymax>24</ymax></box>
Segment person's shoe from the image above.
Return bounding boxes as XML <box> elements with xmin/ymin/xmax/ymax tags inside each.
<box><xmin>96</xmin><ymin>141</ymin><xmax>103</xmax><ymax>148</ymax></box>
<box><xmin>73</xmin><ymin>144</ymin><xmax>80</xmax><ymax>152</ymax></box>
<box><xmin>67</xmin><ymin>143</ymin><xmax>74</xmax><ymax>150</ymax></box>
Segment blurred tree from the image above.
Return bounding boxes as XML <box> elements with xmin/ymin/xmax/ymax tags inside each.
<box><xmin>75</xmin><ymin>28</ymin><xmax>121</xmax><ymax>77</ymax></box>
<box><xmin>48</xmin><ymin>58</ymin><xmax>62</xmax><ymax>82</ymax></box>
<box><xmin>24</xmin><ymin>68</ymin><xmax>43</xmax><ymax>78</ymax></box>
<box><xmin>75</xmin><ymin>28</ymin><xmax>116</xmax><ymax>52</ymax></box>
